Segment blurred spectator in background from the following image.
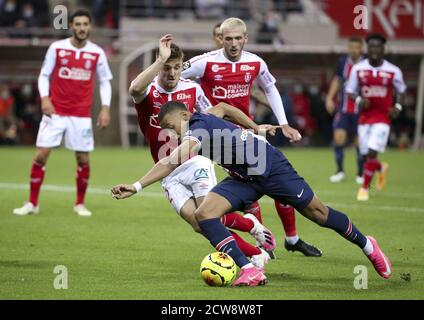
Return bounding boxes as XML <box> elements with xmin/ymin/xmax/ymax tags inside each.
<box><xmin>0</xmin><ymin>83</ymin><xmax>17</xmax><ymax>145</ymax></box>
<box><xmin>0</xmin><ymin>0</ymin><xmax>20</xmax><ymax>26</ymax></box>
<box><xmin>308</xmin><ymin>83</ymin><xmax>332</xmax><ymax>145</ymax></box>
<box><xmin>195</xmin><ymin>0</ymin><xmax>227</xmax><ymax>19</ymax></box>
<box><xmin>256</xmin><ymin>9</ymin><xmax>284</xmax><ymax>45</ymax></box>
<box><xmin>13</xmin><ymin>82</ymin><xmax>41</xmax><ymax>144</ymax></box>
<box><xmin>291</xmin><ymin>83</ymin><xmax>316</xmax><ymax>145</ymax></box>
<box><xmin>391</xmin><ymin>89</ymin><xmax>416</xmax><ymax>149</ymax></box>
<box><xmin>226</xmin><ymin>0</ymin><xmax>250</xmax><ymax>20</ymax></box>
<box><xmin>212</xmin><ymin>22</ymin><xmax>223</xmax><ymax>48</ymax></box>
<box><xmin>91</xmin><ymin>0</ymin><xmax>119</xmax><ymax>28</ymax></box>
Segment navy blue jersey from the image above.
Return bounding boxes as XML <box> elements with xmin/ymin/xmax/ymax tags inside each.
<box><xmin>335</xmin><ymin>54</ymin><xmax>363</xmax><ymax>114</ymax></box>
<box><xmin>183</xmin><ymin>112</ymin><xmax>284</xmax><ymax>179</ymax></box>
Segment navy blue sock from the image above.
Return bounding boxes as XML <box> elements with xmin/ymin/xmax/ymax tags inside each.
<box><xmin>323</xmin><ymin>207</ymin><xmax>367</xmax><ymax>249</ymax></box>
<box><xmin>356</xmin><ymin>148</ymin><xmax>365</xmax><ymax>177</ymax></box>
<box><xmin>198</xmin><ymin>218</ymin><xmax>250</xmax><ymax>267</ymax></box>
<box><xmin>334</xmin><ymin>145</ymin><xmax>344</xmax><ymax>173</ymax></box>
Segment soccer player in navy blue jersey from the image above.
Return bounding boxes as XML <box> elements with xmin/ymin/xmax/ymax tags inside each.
<box><xmin>112</xmin><ymin>101</ymin><xmax>392</xmax><ymax>287</ymax></box>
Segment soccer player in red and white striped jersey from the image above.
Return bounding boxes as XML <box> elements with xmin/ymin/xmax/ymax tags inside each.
<box><xmin>13</xmin><ymin>10</ymin><xmax>113</xmax><ymax>217</ymax></box>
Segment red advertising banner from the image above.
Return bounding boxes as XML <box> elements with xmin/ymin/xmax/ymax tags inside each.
<box><xmin>322</xmin><ymin>0</ymin><xmax>424</xmax><ymax>39</ymax></box>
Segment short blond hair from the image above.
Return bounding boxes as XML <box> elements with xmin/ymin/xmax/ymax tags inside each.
<box><xmin>220</xmin><ymin>17</ymin><xmax>247</xmax><ymax>34</ymax></box>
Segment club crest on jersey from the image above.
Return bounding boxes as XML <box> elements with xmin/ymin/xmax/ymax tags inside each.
<box><xmin>245</xmin><ymin>72</ymin><xmax>252</xmax><ymax>83</ymax></box>
<box><xmin>194</xmin><ymin>168</ymin><xmax>209</xmax><ymax>180</ymax></box>
<box><xmin>84</xmin><ymin>60</ymin><xmax>92</xmax><ymax>69</ymax></box>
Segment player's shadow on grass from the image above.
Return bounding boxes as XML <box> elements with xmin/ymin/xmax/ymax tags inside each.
<box><xmin>0</xmin><ymin>260</ymin><xmax>53</xmax><ymax>268</ymax></box>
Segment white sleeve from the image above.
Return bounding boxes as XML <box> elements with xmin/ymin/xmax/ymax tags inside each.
<box><xmin>257</xmin><ymin>59</ymin><xmax>276</xmax><ymax>90</ymax></box>
<box><xmin>195</xmin><ymin>84</ymin><xmax>212</xmax><ymax>112</ymax></box>
<box><xmin>38</xmin><ymin>43</ymin><xmax>57</xmax><ymax>97</ymax></box>
<box><xmin>131</xmin><ymin>81</ymin><xmax>152</xmax><ymax>104</ymax></box>
<box><xmin>96</xmin><ymin>50</ymin><xmax>113</xmax><ymax>82</ymax></box>
<box><xmin>345</xmin><ymin>65</ymin><xmax>359</xmax><ymax>95</ymax></box>
<box><xmin>38</xmin><ymin>73</ymin><xmax>50</xmax><ymax>98</ymax></box>
<box><xmin>181</xmin><ymin>55</ymin><xmax>207</xmax><ymax>79</ymax></box>
<box><xmin>393</xmin><ymin>67</ymin><xmax>407</xmax><ymax>94</ymax></box>
<box><xmin>99</xmin><ymin>80</ymin><xmax>112</xmax><ymax>107</ymax></box>
<box><xmin>263</xmin><ymin>85</ymin><xmax>288</xmax><ymax>125</ymax></box>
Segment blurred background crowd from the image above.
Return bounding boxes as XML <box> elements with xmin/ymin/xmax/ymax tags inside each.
<box><xmin>0</xmin><ymin>0</ymin><xmax>422</xmax><ymax>149</ymax></box>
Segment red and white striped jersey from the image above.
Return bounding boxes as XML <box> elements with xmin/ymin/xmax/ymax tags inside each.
<box><xmin>40</xmin><ymin>38</ymin><xmax>113</xmax><ymax>117</ymax></box>
<box><xmin>182</xmin><ymin>49</ymin><xmax>276</xmax><ymax>117</ymax></box>
<box><xmin>133</xmin><ymin>76</ymin><xmax>211</xmax><ymax>163</ymax></box>
<box><xmin>345</xmin><ymin>59</ymin><xmax>406</xmax><ymax>125</ymax></box>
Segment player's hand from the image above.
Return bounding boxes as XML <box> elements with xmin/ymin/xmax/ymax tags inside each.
<box><xmin>281</xmin><ymin>124</ymin><xmax>302</xmax><ymax>143</ymax></box>
<box><xmin>256</xmin><ymin>124</ymin><xmax>277</xmax><ymax>137</ymax></box>
<box><xmin>41</xmin><ymin>96</ymin><xmax>55</xmax><ymax>116</ymax></box>
<box><xmin>389</xmin><ymin>106</ymin><xmax>401</xmax><ymax>119</ymax></box>
<box><xmin>359</xmin><ymin>97</ymin><xmax>371</xmax><ymax>110</ymax></box>
<box><xmin>157</xmin><ymin>34</ymin><xmax>173</xmax><ymax>63</ymax></box>
<box><xmin>325</xmin><ymin>98</ymin><xmax>336</xmax><ymax>114</ymax></box>
<box><xmin>97</xmin><ymin>106</ymin><xmax>110</xmax><ymax>129</ymax></box>
<box><xmin>111</xmin><ymin>184</ymin><xmax>137</xmax><ymax>200</ymax></box>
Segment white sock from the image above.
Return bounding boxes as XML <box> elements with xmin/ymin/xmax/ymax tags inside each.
<box><xmin>362</xmin><ymin>238</ymin><xmax>374</xmax><ymax>255</ymax></box>
<box><xmin>241</xmin><ymin>263</ymin><xmax>255</xmax><ymax>270</ymax></box>
<box><xmin>286</xmin><ymin>235</ymin><xmax>300</xmax><ymax>245</ymax></box>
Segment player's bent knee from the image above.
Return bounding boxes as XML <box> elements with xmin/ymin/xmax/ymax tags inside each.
<box><xmin>334</xmin><ymin>130</ymin><xmax>347</xmax><ymax>145</ymax></box>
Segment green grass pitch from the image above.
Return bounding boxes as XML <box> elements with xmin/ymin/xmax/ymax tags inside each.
<box><xmin>0</xmin><ymin>146</ymin><xmax>423</xmax><ymax>299</ymax></box>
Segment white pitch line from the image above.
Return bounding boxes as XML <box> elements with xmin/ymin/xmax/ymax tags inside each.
<box><xmin>1</xmin><ymin>182</ymin><xmax>423</xmax><ymax>214</ymax></box>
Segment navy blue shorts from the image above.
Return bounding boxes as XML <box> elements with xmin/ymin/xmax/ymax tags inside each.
<box><xmin>211</xmin><ymin>154</ymin><xmax>314</xmax><ymax>213</ymax></box>
<box><xmin>333</xmin><ymin>112</ymin><xmax>359</xmax><ymax>135</ymax></box>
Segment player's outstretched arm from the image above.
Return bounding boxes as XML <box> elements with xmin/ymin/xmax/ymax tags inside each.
<box><xmin>209</xmin><ymin>102</ymin><xmax>276</xmax><ymax>136</ymax></box>
<box><xmin>111</xmin><ymin>139</ymin><xmax>199</xmax><ymax>200</ymax></box>
<box><xmin>129</xmin><ymin>34</ymin><xmax>173</xmax><ymax>99</ymax></box>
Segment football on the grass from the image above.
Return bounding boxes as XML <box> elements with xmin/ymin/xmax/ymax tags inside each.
<box><xmin>200</xmin><ymin>252</ymin><xmax>237</xmax><ymax>287</ymax></box>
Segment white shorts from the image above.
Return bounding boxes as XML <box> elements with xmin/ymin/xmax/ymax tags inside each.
<box><xmin>36</xmin><ymin>114</ymin><xmax>94</xmax><ymax>152</ymax></box>
<box><xmin>161</xmin><ymin>155</ymin><xmax>217</xmax><ymax>214</ymax></box>
<box><xmin>358</xmin><ymin>123</ymin><xmax>390</xmax><ymax>155</ymax></box>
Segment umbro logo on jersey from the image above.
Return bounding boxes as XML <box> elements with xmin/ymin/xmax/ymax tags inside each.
<box><xmin>240</xmin><ymin>65</ymin><xmax>255</xmax><ymax>71</ymax></box>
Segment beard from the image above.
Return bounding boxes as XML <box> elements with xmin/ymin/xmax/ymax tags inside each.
<box><xmin>73</xmin><ymin>30</ymin><xmax>89</xmax><ymax>42</ymax></box>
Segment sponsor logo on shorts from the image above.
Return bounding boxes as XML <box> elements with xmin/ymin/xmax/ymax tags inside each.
<box><xmin>81</xmin><ymin>128</ymin><xmax>92</xmax><ymax>139</ymax></box>
<box><xmin>194</xmin><ymin>168</ymin><xmax>209</xmax><ymax>180</ymax></box>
